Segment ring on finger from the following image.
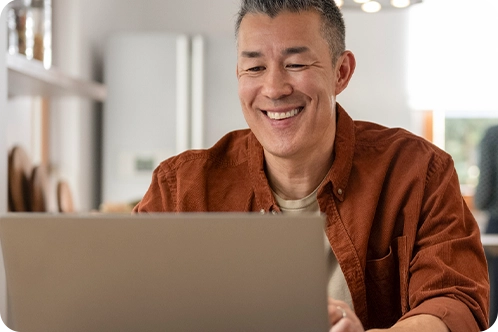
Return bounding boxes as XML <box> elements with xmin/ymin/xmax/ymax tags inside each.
<box><xmin>336</xmin><ymin>306</ymin><xmax>347</xmax><ymax>319</ymax></box>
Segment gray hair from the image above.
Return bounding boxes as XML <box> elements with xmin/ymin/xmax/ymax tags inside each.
<box><xmin>235</xmin><ymin>0</ymin><xmax>346</xmax><ymax>64</ymax></box>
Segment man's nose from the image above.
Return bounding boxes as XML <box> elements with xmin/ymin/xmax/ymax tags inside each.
<box><xmin>261</xmin><ymin>67</ymin><xmax>293</xmax><ymax>100</ymax></box>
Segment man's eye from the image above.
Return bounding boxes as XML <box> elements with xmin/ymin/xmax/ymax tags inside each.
<box><xmin>286</xmin><ymin>64</ymin><xmax>306</xmax><ymax>69</ymax></box>
<box><xmin>247</xmin><ymin>66</ymin><xmax>265</xmax><ymax>72</ymax></box>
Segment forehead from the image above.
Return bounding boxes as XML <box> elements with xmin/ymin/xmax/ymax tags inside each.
<box><xmin>237</xmin><ymin>10</ymin><xmax>327</xmax><ymax>51</ymax></box>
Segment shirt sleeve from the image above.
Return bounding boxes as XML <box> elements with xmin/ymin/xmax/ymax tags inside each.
<box><xmin>133</xmin><ymin>164</ymin><xmax>177</xmax><ymax>212</ymax></box>
<box><xmin>401</xmin><ymin>152</ymin><xmax>489</xmax><ymax>332</ymax></box>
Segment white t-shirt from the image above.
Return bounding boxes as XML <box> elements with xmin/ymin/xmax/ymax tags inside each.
<box><xmin>272</xmin><ymin>187</ymin><xmax>354</xmax><ymax>311</ymax></box>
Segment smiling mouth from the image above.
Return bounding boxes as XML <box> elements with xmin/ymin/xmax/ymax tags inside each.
<box><xmin>264</xmin><ymin>107</ymin><xmax>303</xmax><ymax>120</ymax></box>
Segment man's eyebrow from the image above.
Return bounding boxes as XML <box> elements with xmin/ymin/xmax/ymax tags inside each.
<box><xmin>240</xmin><ymin>51</ymin><xmax>262</xmax><ymax>58</ymax></box>
<box><xmin>240</xmin><ymin>47</ymin><xmax>310</xmax><ymax>58</ymax></box>
<box><xmin>283</xmin><ymin>46</ymin><xmax>310</xmax><ymax>55</ymax></box>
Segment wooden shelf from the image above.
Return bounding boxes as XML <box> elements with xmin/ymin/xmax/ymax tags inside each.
<box><xmin>7</xmin><ymin>53</ymin><xmax>107</xmax><ymax>102</ymax></box>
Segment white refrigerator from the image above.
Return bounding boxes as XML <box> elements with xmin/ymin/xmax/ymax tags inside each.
<box><xmin>102</xmin><ymin>32</ymin><xmax>247</xmax><ymax>204</ymax></box>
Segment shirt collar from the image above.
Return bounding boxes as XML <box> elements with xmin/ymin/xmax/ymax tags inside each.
<box><xmin>248</xmin><ymin>133</ymin><xmax>278</xmax><ymax>211</ymax></box>
<box><xmin>321</xmin><ymin>103</ymin><xmax>355</xmax><ymax>202</ymax></box>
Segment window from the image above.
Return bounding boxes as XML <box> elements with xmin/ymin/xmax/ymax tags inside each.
<box><xmin>444</xmin><ymin>115</ymin><xmax>498</xmax><ymax>195</ymax></box>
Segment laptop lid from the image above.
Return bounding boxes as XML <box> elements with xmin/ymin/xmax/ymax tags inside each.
<box><xmin>0</xmin><ymin>213</ymin><xmax>329</xmax><ymax>332</ymax></box>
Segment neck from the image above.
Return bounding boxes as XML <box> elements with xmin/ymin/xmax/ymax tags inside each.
<box><xmin>264</xmin><ymin>142</ymin><xmax>334</xmax><ymax>200</ymax></box>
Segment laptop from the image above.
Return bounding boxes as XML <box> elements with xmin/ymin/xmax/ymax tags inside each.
<box><xmin>0</xmin><ymin>213</ymin><xmax>329</xmax><ymax>332</ymax></box>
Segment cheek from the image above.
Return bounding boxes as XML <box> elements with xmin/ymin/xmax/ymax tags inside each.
<box><xmin>238</xmin><ymin>79</ymin><xmax>255</xmax><ymax>105</ymax></box>
<box><xmin>293</xmin><ymin>72</ymin><xmax>332</xmax><ymax>97</ymax></box>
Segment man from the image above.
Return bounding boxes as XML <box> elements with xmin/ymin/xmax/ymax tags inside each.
<box><xmin>134</xmin><ymin>0</ymin><xmax>489</xmax><ymax>331</ymax></box>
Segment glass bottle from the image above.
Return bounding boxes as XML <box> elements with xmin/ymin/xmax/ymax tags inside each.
<box><xmin>7</xmin><ymin>0</ymin><xmax>27</xmax><ymax>56</ymax></box>
<box><xmin>7</xmin><ymin>7</ymin><xmax>19</xmax><ymax>55</ymax></box>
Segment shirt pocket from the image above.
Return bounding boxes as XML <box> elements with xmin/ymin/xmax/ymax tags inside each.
<box><xmin>365</xmin><ymin>236</ymin><xmax>408</xmax><ymax>329</ymax></box>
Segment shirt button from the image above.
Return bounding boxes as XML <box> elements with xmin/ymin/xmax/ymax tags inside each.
<box><xmin>337</xmin><ymin>189</ymin><xmax>343</xmax><ymax>195</ymax></box>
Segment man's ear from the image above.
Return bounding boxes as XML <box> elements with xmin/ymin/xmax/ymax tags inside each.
<box><xmin>335</xmin><ymin>51</ymin><xmax>356</xmax><ymax>95</ymax></box>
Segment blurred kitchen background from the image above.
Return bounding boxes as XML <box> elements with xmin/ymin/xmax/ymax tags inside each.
<box><xmin>2</xmin><ymin>0</ymin><xmax>498</xmax><ymax>217</ymax></box>
<box><xmin>1</xmin><ymin>0</ymin><xmax>498</xmax><ymax>324</ymax></box>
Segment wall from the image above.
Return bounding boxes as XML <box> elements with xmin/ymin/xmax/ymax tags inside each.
<box><xmin>339</xmin><ymin>9</ymin><xmax>412</xmax><ymax>130</ymax></box>
<box><xmin>73</xmin><ymin>0</ymin><xmax>241</xmax><ymax>82</ymax></box>
<box><xmin>203</xmin><ymin>35</ymin><xmax>245</xmax><ymax>148</ymax></box>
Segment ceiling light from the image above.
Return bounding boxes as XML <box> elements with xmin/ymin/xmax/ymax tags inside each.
<box><xmin>391</xmin><ymin>0</ymin><xmax>411</xmax><ymax>8</ymax></box>
<box><xmin>353</xmin><ymin>0</ymin><xmax>370</xmax><ymax>4</ymax></box>
<box><xmin>362</xmin><ymin>1</ymin><xmax>382</xmax><ymax>13</ymax></box>
<box><xmin>335</xmin><ymin>0</ymin><xmax>344</xmax><ymax>7</ymax></box>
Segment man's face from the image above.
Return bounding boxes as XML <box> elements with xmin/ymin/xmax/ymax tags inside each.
<box><xmin>237</xmin><ymin>10</ymin><xmax>340</xmax><ymax>160</ymax></box>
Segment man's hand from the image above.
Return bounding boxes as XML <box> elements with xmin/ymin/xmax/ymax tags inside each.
<box><xmin>367</xmin><ymin>314</ymin><xmax>449</xmax><ymax>332</ymax></box>
<box><xmin>327</xmin><ymin>298</ymin><xmax>449</xmax><ymax>332</ymax></box>
<box><xmin>328</xmin><ymin>298</ymin><xmax>365</xmax><ymax>332</ymax></box>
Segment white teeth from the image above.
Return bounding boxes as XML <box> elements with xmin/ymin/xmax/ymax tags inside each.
<box><xmin>267</xmin><ymin>108</ymin><xmax>302</xmax><ymax>120</ymax></box>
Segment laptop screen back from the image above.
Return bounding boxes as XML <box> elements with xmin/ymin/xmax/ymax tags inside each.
<box><xmin>0</xmin><ymin>213</ymin><xmax>329</xmax><ymax>332</ymax></box>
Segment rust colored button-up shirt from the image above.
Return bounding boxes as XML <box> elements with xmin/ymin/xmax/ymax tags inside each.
<box><xmin>134</xmin><ymin>104</ymin><xmax>489</xmax><ymax>331</ymax></box>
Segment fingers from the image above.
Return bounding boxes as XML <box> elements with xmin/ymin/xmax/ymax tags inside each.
<box><xmin>328</xmin><ymin>299</ymin><xmax>348</xmax><ymax>326</ymax></box>
<box><xmin>328</xmin><ymin>298</ymin><xmax>364</xmax><ymax>332</ymax></box>
<box><xmin>328</xmin><ymin>302</ymin><xmax>347</xmax><ymax>326</ymax></box>
<box><xmin>336</xmin><ymin>306</ymin><xmax>347</xmax><ymax>320</ymax></box>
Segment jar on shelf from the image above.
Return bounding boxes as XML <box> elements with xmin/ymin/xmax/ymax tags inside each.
<box><xmin>7</xmin><ymin>0</ymin><xmax>52</xmax><ymax>69</ymax></box>
<box><xmin>7</xmin><ymin>0</ymin><xmax>27</xmax><ymax>55</ymax></box>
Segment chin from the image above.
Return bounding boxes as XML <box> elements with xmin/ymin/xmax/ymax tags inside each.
<box><xmin>263</xmin><ymin>144</ymin><xmax>300</xmax><ymax>159</ymax></box>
